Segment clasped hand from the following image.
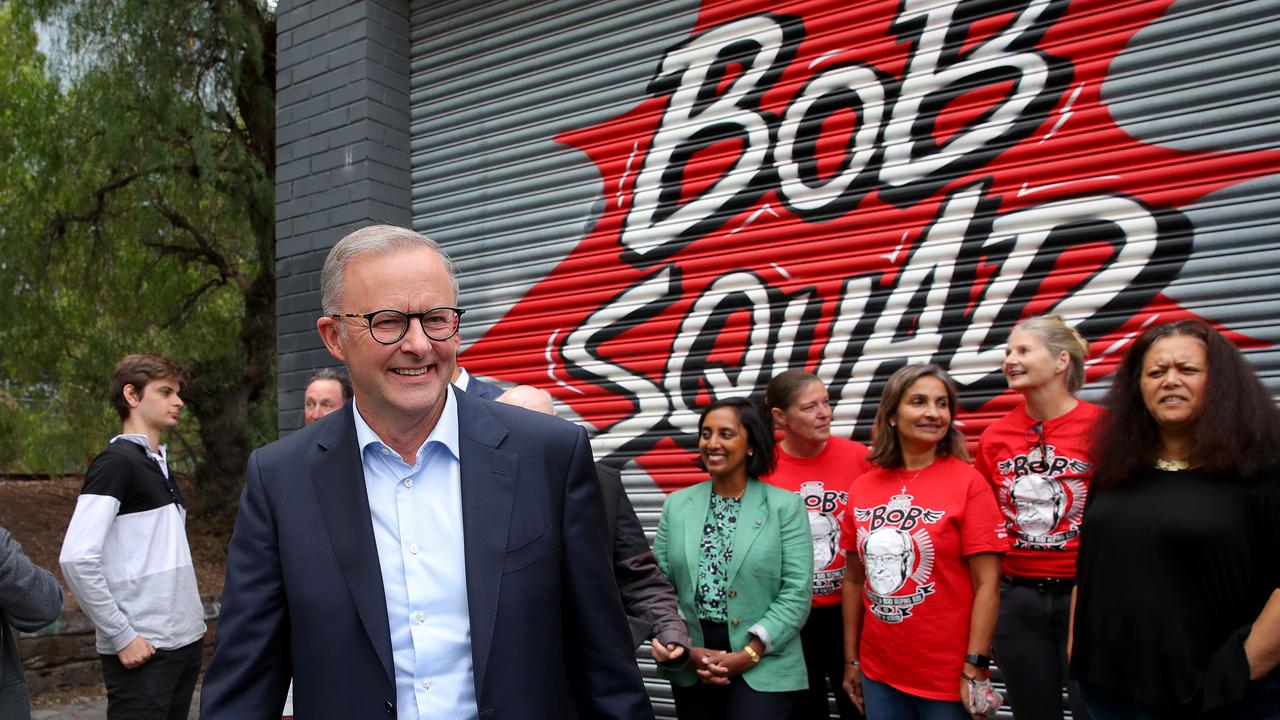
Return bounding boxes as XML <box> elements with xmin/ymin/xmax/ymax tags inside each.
<box><xmin>690</xmin><ymin>647</ymin><xmax>751</xmax><ymax>685</ymax></box>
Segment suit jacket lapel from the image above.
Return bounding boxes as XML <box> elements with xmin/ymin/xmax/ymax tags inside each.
<box><xmin>727</xmin><ymin>481</ymin><xmax>768</xmax><ymax>586</ymax></box>
<box><xmin>455</xmin><ymin>391</ymin><xmax>516</xmax><ymax>704</ymax></box>
<box><xmin>310</xmin><ymin>405</ymin><xmax>395</xmax><ymax>685</ymax></box>
<box><xmin>683</xmin><ymin>483</ymin><xmax>711</xmax><ymax>591</ymax></box>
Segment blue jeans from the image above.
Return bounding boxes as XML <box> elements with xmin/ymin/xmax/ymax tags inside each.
<box><xmin>1079</xmin><ymin>672</ymin><xmax>1280</xmax><ymax>719</ymax></box>
<box><xmin>861</xmin><ymin>676</ymin><xmax>969</xmax><ymax>720</ymax></box>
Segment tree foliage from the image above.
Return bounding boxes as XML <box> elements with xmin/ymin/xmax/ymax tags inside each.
<box><xmin>0</xmin><ymin>0</ymin><xmax>276</xmax><ymax>517</ymax></box>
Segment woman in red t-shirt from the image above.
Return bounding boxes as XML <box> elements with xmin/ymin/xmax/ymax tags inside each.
<box><xmin>975</xmin><ymin>315</ymin><xmax>1100</xmax><ymax>720</ymax></box>
<box><xmin>763</xmin><ymin>370</ymin><xmax>872</xmax><ymax>720</ymax></box>
<box><xmin>840</xmin><ymin>365</ymin><xmax>1008</xmax><ymax>719</ymax></box>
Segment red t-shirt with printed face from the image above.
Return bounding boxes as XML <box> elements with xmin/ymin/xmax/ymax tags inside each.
<box><xmin>763</xmin><ymin>437</ymin><xmax>873</xmax><ymax>608</ymax></box>
<box><xmin>839</xmin><ymin>455</ymin><xmax>1008</xmax><ymax>701</ymax></box>
<box><xmin>975</xmin><ymin>400</ymin><xmax>1102</xmax><ymax>579</ymax></box>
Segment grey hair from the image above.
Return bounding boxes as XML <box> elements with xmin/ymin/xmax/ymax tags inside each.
<box><xmin>320</xmin><ymin>225</ymin><xmax>460</xmax><ymax>314</ymax></box>
<box><xmin>1011</xmin><ymin>314</ymin><xmax>1090</xmax><ymax>394</ymax></box>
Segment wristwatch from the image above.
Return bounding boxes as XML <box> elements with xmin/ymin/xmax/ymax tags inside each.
<box><xmin>964</xmin><ymin>653</ymin><xmax>992</xmax><ymax>669</ymax></box>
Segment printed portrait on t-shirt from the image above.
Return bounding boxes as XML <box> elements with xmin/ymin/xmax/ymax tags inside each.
<box><xmin>863</xmin><ymin>527</ymin><xmax>913</xmax><ymax>594</ymax></box>
<box><xmin>1010</xmin><ymin>474</ymin><xmax>1067</xmax><ymax>536</ymax></box>
<box><xmin>853</xmin><ymin>493</ymin><xmax>944</xmax><ymax>623</ymax></box>
<box><xmin>997</xmin><ymin>445</ymin><xmax>1088</xmax><ymax>549</ymax></box>
<box><xmin>799</xmin><ymin>480</ymin><xmax>848</xmax><ymax>596</ymax></box>
<box><xmin>810</xmin><ymin>511</ymin><xmax>840</xmax><ymax>571</ymax></box>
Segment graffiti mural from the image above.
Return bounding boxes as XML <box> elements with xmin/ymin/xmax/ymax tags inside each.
<box><xmin>449</xmin><ymin>0</ymin><xmax>1280</xmax><ymax>492</ymax></box>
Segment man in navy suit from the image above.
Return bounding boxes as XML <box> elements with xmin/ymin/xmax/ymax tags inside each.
<box><xmin>201</xmin><ymin>225</ymin><xmax>651</xmax><ymax>719</ymax></box>
<box><xmin>452</xmin><ymin>363</ymin><xmax>503</xmax><ymax>400</ymax></box>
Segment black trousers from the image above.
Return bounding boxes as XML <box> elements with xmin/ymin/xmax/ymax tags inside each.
<box><xmin>100</xmin><ymin>639</ymin><xmax>203</xmax><ymax>720</ymax></box>
<box><xmin>672</xmin><ymin>620</ymin><xmax>799</xmax><ymax>720</ymax></box>
<box><xmin>994</xmin><ymin>582</ymin><xmax>1089</xmax><ymax>720</ymax></box>
<box><xmin>793</xmin><ymin>604</ymin><xmax>864</xmax><ymax>720</ymax></box>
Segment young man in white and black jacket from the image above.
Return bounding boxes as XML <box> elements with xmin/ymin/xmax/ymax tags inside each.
<box><xmin>60</xmin><ymin>353</ymin><xmax>206</xmax><ymax>719</ymax></box>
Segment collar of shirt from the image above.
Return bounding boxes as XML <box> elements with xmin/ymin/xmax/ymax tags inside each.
<box><xmin>348</xmin><ymin>386</ymin><xmax>476</xmax><ymax>720</ymax></box>
<box><xmin>111</xmin><ymin>433</ymin><xmax>169</xmax><ymax>478</ymax></box>
<box><xmin>350</xmin><ymin>388</ymin><xmax>461</xmax><ymax>470</ymax></box>
<box><xmin>454</xmin><ymin>366</ymin><xmax>473</xmax><ymax>392</ymax></box>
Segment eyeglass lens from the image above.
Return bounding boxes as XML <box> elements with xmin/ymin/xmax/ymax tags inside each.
<box><xmin>368</xmin><ymin>309</ymin><xmax>460</xmax><ymax>344</ymax></box>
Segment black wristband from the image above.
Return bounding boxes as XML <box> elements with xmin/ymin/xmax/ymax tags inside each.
<box><xmin>964</xmin><ymin>653</ymin><xmax>991</xmax><ymax>669</ymax></box>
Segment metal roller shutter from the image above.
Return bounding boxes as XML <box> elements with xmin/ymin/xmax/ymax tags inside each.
<box><xmin>410</xmin><ymin>0</ymin><xmax>1280</xmax><ymax>716</ymax></box>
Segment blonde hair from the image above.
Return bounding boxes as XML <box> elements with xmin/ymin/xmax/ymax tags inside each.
<box><xmin>1011</xmin><ymin>314</ymin><xmax>1089</xmax><ymax>394</ymax></box>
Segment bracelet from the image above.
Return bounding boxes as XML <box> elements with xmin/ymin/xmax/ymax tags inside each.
<box><xmin>743</xmin><ymin>646</ymin><xmax>761</xmax><ymax>664</ymax></box>
<box><xmin>847</xmin><ymin>658</ymin><xmax>860</xmax><ymax>668</ymax></box>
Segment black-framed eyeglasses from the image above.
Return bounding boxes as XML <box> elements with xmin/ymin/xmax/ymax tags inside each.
<box><xmin>330</xmin><ymin>307</ymin><xmax>465</xmax><ymax>345</ymax></box>
<box><xmin>1024</xmin><ymin>421</ymin><xmax>1048</xmax><ymax>473</ymax></box>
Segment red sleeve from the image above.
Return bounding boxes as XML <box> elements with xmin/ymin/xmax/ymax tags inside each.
<box><xmin>974</xmin><ymin>433</ymin><xmax>993</xmax><ymax>482</ymax></box>
<box><xmin>960</xmin><ymin>469</ymin><xmax>1009</xmax><ymax>556</ymax></box>
<box><xmin>839</xmin><ymin>480</ymin><xmax>860</xmax><ymax>554</ymax></box>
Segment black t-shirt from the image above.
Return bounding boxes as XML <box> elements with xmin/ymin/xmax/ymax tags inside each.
<box><xmin>1072</xmin><ymin>465</ymin><xmax>1280</xmax><ymax>714</ymax></box>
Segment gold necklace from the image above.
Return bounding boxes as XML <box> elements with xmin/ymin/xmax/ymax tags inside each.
<box><xmin>899</xmin><ymin>468</ymin><xmax>927</xmax><ymax>494</ymax></box>
<box><xmin>1153</xmin><ymin>457</ymin><xmax>1191</xmax><ymax>471</ymax></box>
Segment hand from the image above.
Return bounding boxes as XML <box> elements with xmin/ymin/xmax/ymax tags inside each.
<box><xmin>705</xmin><ymin>650</ymin><xmax>754</xmax><ymax>679</ymax></box>
<box><xmin>961</xmin><ymin>673</ymin><xmax>974</xmax><ymax>718</ymax></box>
<box><xmin>842</xmin><ymin>663</ymin><xmax>864</xmax><ymax>713</ymax></box>
<box><xmin>649</xmin><ymin>639</ymin><xmax>687</xmax><ymax>663</ymax></box>
<box><xmin>117</xmin><ymin>635</ymin><xmax>155</xmax><ymax>669</ymax></box>
<box><xmin>690</xmin><ymin>647</ymin><xmax>731</xmax><ymax>685</ymax></box>
<box><xmin>961</xmin><ymin>668</ymin><xmax>992</xmax><ymax>720</ymax></box>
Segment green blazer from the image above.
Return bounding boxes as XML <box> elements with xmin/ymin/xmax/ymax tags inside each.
<box><xmin>653</xmin><ymin>478</ymin><xmax>813</xmax><ymax>692</ymax></box>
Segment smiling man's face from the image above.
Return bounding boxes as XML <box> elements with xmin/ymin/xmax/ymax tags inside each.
<box><xmin>317</xmin><ymin>246</ymin><xmax>459</xmax><ymax>433</ymax></box>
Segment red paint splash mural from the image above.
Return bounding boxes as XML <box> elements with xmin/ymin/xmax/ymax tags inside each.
<box><xmin>460</xmin><ymin>0</ymin><xmax>1280</xmax><ymax>491</ymax></box>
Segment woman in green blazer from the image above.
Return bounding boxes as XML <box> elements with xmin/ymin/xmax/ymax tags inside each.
<box><xmin>652</xmin><ymin>397</ymin><xmax>814</xmax><ymax>719</ymax></box>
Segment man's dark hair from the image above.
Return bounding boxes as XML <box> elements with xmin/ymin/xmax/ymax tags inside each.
<box><xmin>696</xmin><ymin>396</ymin><xmax>777</xmax><ymax>478</ymax></box>
<box><xmin>109</xmin><ymin>353</ymin><xmax>188</xmax><ymax>420</ymax></box>
<box><xmin>308</xmin><ymin>367</ymin><xmax>353</xmax><ymax>400</ymax></box>
<box><xmin>1092</xmin><ymin>319</ymin><xmax>1280</xmax><ymax>487</ymax></box>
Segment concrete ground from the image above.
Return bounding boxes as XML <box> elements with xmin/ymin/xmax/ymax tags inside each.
<box><xmin>31</xmin><ymin>689</ymin><xmax>200</xmax><ymax>719</ymax></box>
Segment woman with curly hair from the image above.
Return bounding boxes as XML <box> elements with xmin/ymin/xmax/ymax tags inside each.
<box><xmin>1072</xmin><ymin>319</ymin><xmax>1280</xmax><ymax>717</ymax></box>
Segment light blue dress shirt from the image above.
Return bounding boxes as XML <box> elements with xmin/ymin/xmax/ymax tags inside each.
<box><xmin>352</xmin><ymin>388</ymin><xmax>477</xmax><ymax>720</ymax></box>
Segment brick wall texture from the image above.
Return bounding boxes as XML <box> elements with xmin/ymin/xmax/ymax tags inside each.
<box><xmin>274</xmin><ymin>0</ymin><xmax>412</xmax><ymax>431</ymax></box>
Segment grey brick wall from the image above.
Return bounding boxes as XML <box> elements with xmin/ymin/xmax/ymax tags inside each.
<box><xmin>274</xmin><ymin>0</ymin><xmax>412</xmax><ymax>431</ymax></box>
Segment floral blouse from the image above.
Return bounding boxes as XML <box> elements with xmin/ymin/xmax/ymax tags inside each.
<box><xmin>694</xmin><ymin>492</ymin><xmax>741</xmax><ymax>622</ymax></box>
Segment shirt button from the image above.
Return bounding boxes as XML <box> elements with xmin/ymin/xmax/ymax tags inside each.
<box><xmin>404</xmin><ymin>478</ymin><xmax>413</xmax><ymax>488</ymax></box>
<box><xmin>422</xmin><ymin>679</ymin><xmax>431</xmax><ymax>689</ymax></box>
<box><xmin>409</xmin><ymin>544</ymin><xmax>419</xmax><ymax>555</ymax></box>
<box><xmin>415</xmin><ymin>612</ymin><xmax>426</xmax><ymax>623</ymax></box>
<box><xmin>380</xmin><ymin>448</ymin><xmax>390</xmax><ymax>456</ymax></box>
<box><xmin>728</xmin><ymin>590</ymin><xmax>737</xmax><ymax>598</ymax></box>
<box><xmin>731</xmin><ymin>618</ymin><xmax>741</xmax><ymax>627</ymax></box>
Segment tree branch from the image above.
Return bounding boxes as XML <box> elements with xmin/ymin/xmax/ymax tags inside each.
<box><xmin>162</xmin><ymin>277</ymin><xmax>225</xmax><ymax>328</ymax></box>
<box><xmin>150</xmin><ymin>197</ymin><xmax>249</xmax><ymax>290</ymax></box>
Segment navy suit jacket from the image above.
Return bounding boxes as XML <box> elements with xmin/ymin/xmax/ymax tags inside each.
<box><xmin>200</xmin><ymin>389</ymin><xmax>652</xmax><ymax>719</ymax></box>
<box><xmin>461</xmin><ymin>372</ymin><xmax>503</xmax><ymax>400</ymax></box>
